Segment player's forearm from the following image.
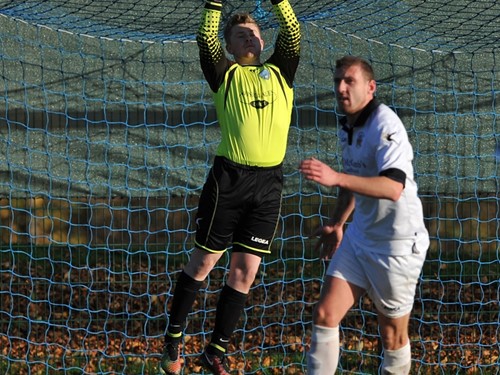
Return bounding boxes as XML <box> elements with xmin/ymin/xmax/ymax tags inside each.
<box><xmin>328</xmin><ymin>188</ymin><xmax>355</xmax><ymax>226</ymax></box>
<box><xmin>272</xmin><ymin>0</ymin><xmax>301</xmax><ymax>57</ymax></box>
<box><xmin>337</xmin><ymin>173</ymin><xmax>403</xmax><ymax>201</ymax></box>
<box><xmin>197</xmin><ymin>0</ymin><xmax>226</xmax><ymax>91</ymax></box>
<box><xmin>197</xmin><ymin>0</ymin><xmax>223</xmax><ymax>62</ymax></box>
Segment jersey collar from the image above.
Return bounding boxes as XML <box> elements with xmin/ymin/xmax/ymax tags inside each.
<box><xmin>340</xmin><ymin>99</ymin><xmax>379</xmax><ymax>145</ymax></box>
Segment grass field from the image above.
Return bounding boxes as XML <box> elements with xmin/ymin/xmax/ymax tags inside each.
<box><xmin>1</xmin><ymin>195</ymin><xmax>499</xmax><ymax>374</ymax></box>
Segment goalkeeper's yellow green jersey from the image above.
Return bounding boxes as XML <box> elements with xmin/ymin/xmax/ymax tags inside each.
<box><xmin>197</xmin><ymin>0</ymin><xmax>301</xmax><ymax>167</ymax></box>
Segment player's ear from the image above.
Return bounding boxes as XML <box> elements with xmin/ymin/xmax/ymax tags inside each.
<box><xmin>368</xmin><ymin>79</ymin><xmax>377</xmax><ymax>94</ymax></box>
<box><xmin>226</xmin><ymin>42</ymin><xmax>233</xmax><ymax>55</ymax></box>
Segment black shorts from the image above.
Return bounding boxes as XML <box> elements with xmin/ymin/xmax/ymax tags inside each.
<box><xmin>194</xmin><ymin>156</ymin><xmax>283</xmax><ymax>256</ymax></box>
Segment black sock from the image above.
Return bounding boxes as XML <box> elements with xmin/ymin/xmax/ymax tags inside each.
<box><xmin>166</xmin><ymin>271</ymin><xmax>203</xmax><ymax>344</ymax></box>
<box><xmin>207</xmin><ymin>284</ymin><xmax>247</xmax><ymax>357</ymax></box>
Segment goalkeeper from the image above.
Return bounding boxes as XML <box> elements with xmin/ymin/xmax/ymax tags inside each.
<box><xmin>160</xmin><ymin>0</ymin><xmax>300</xmax><ymax>374</ymax></box>
<box><xmin>299</xmin><ymin>56</ymin><xmax>429</xmax><ymax>375</ymax></box>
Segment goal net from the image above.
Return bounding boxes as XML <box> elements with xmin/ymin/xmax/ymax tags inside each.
<box><xmin>0</xmin><ymin>0</ymin><xmax>498</xmax><ymax>373</ymax></box>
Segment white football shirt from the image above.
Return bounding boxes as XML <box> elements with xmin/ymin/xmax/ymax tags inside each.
<box><xmin>339</xmin><ymin>101</ymin><xmax>429</xmax><ymax>255</ymax></box>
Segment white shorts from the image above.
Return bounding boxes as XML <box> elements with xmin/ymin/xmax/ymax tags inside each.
<box><xmin>326</xmin><ymin>233</ymin><xmax>427</xmax><ymax>318</ymax></box>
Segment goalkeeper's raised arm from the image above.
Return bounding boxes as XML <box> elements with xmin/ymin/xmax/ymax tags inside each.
<box><xmin>197</xmin><ymin>0</ymin><xmax>300</xmax><ymax>90</ymax></box>
<box><xmin>267</xmin><ymin>0</ymin><xmax>301</xmax><ymax>86</ymax></box>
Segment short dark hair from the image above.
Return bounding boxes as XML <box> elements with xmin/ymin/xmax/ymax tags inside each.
<box><xmin>223</xmin><ymin>13</ymin><xmax>260</xmax><ymax>41</ymax></box>
<box><xmin>335</xmin><ymin>56</ymin><xmax>375</xmax><ymax>81</ymax></box>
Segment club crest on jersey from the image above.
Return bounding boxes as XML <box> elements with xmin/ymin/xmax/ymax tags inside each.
<box><xmin>259</xmin><ymin>69</ymin><xmax>270</xmax><ymax>80</ymax></box>
<box><xmin>356</xmin><ymin>131</ymin><xmax>364</xmax><ymax>148</ymax></box>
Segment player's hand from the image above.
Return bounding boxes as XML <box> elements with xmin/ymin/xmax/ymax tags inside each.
<box><xmin>312</xmin><ymin>223</ymin><xmax>343</xmax><ymax>260</ymax></box>
<box><xmin>299</xmin><ymin>157</ymin><xmax>341</xmax><ymax>187</ymax></box>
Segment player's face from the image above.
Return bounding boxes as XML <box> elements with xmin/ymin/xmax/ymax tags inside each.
<box><xmin>226</xmin><ymin>22</ymin><xmax>264</xmax><ymax>64</ymax></box>
<box><xmin>334</xmin><ymin>64</ymin><xmax>376</xmax><ymax>120</ymax></box>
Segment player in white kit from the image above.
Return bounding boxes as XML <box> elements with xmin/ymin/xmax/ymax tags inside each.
<box><xmin>299</xmin><ymin>55</ymin><xmax>429</xmax><ymax>375</ymax></box>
